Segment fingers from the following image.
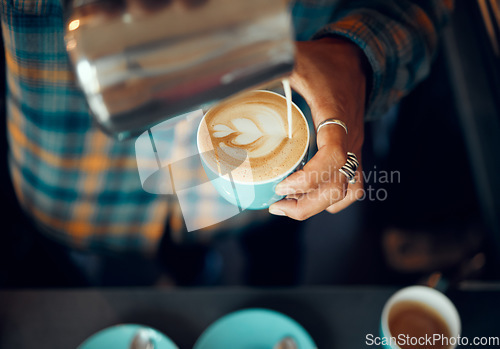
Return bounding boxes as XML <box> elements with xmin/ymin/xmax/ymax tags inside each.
<box><xmin>269</xmin><ymin>142</ymin><xmax>354</xmax><ymax>221</ymax></box>
<box><xmin>269</xmin><ymin>103</ymin><xmax>362</xmax><ymax>220</ymax></box>
<box><xmin>269</xmin><ymin>180</ymin><xmax>348</xmax><ymax>220</ymax></box>
<box><xmin>269</xmin><ymin>163</ymin><xmax>363</xmax><ymax>220</ymax></box>
<box><xmin>325</xmin><ymin>166</ymin><xmax>364</xmax><ymax>214</ymax></box>
<box><xmin>275</xmin><ymin>124</ymin><xmax>347</xmax><ymax>196</ymax></box>
<box><xmin>275</xmin><ymin>146</ymin><xmax>345</xmax><ymax>196</ymax></box>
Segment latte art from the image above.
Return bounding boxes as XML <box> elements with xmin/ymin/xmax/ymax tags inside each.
<box><xmin>198</xmin><ymin>90</ymin><xmax>308</xmax><ymax>182</ymax></box>
<box><xmin>213</xmin><ymin>108</ymin><xmax>287</xmax><ymax>158</ymax></box>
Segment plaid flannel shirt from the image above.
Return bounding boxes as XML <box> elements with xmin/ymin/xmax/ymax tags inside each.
<box><xmin>1</xmin><ymin>0</ymin><xmax>452</xmax><ymax>254</ymax></box>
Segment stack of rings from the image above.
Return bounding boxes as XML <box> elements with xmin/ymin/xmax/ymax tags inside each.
<box><xmin>339</xmin><ymin>152</ymin><xmax>359</xmax><ymax>184</ymax></box>
<box><xmin>316</xmin><ymin>118</ymin><xmax>360</xmax><ymax>185</ymax></box>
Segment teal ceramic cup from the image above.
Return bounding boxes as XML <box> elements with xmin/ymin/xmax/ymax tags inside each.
<box><xmin>379</xmin><ymin>286</ymin><xmax>461</xmax><ymax>349</ymax></box>
<box><xmin>194</xmin><ymin>308</ymin><xmax>317</xmax><ymax>349</ymax></box>
<box><xmin>197</xmin><ymin>90</ymin><xmax>310</xmax><ymax>210</ymax></box>
<box><xmin>77</xmin><ymin>324</ymin><xmax>178</xmax><ymax>349</ymax></box>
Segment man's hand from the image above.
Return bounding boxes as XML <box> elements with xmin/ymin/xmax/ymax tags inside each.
<box><xmin>269</xmin><ymin>37</ymin><xmax>368</xmax><ymax>220</ymax></box>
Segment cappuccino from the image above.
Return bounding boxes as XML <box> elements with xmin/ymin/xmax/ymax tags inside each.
<box><xmin>198</xmin><ymin>90</ymin><xmax>308</xmax><ymax>183</ymax></box>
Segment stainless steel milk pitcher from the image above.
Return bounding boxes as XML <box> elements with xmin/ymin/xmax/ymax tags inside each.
<box><xmin>64</xmin><ymin>0</ymin><xmax>295</xmax><ymax>139</ymax></box>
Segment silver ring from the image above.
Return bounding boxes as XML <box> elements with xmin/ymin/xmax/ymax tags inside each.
<box><xmin>316</xmin><ymin>118</ymin><xmax>348</xmax><ymax>135</ymax></box>
<box><xmin>339</xmin><ymin>152</ymin><xmax>359</xmax><ymax>184</ymax></box>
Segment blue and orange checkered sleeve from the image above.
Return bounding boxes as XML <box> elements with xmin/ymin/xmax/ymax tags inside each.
<box><xmin>1</xmin><ymin>0</ymin><xmax>172</xmax><ymax>254</ymax></box>
<box><xmin>1</xmin><ymin>0</ymin><xmax>268</xmax><ymax>254</ymax></box>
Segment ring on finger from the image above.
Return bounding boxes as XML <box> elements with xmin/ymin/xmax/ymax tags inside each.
<box><xmin>339</xmin><ymin>152</ymin><xmax>359</xmax><ymax>184</ymax></box>
<box><xmin>316</xmin><ymin>118</ymin><xmax>348</xmax><ymax>135</ymax></box>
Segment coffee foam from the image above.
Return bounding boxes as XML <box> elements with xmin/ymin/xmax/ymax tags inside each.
<box><xmin>198</xmin><ymin>90</ymin><xmax>308</xmax><ymax>182</ymax></box>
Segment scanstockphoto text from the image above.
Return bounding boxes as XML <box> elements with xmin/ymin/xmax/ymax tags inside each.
<box><xmin>366</xmin><ymin>333</ymin><xmax>500</xmax><ymax>347</ymax></box>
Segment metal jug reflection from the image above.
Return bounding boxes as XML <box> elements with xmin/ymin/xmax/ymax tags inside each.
<box><xmin>63</xmin><ymin>0</ymin><xmax>295</xmax><ymax>140</ymax></box>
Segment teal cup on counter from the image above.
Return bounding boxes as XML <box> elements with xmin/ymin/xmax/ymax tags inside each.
<box><xmin>197</xmin><ymin>90</ymin><xmax>310</xmax><ymax>210</ymax></box>
<box><xmin>78</xmin><ymin>324</ymin><xmax>178</xmax><ymax>349</ymax></box>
